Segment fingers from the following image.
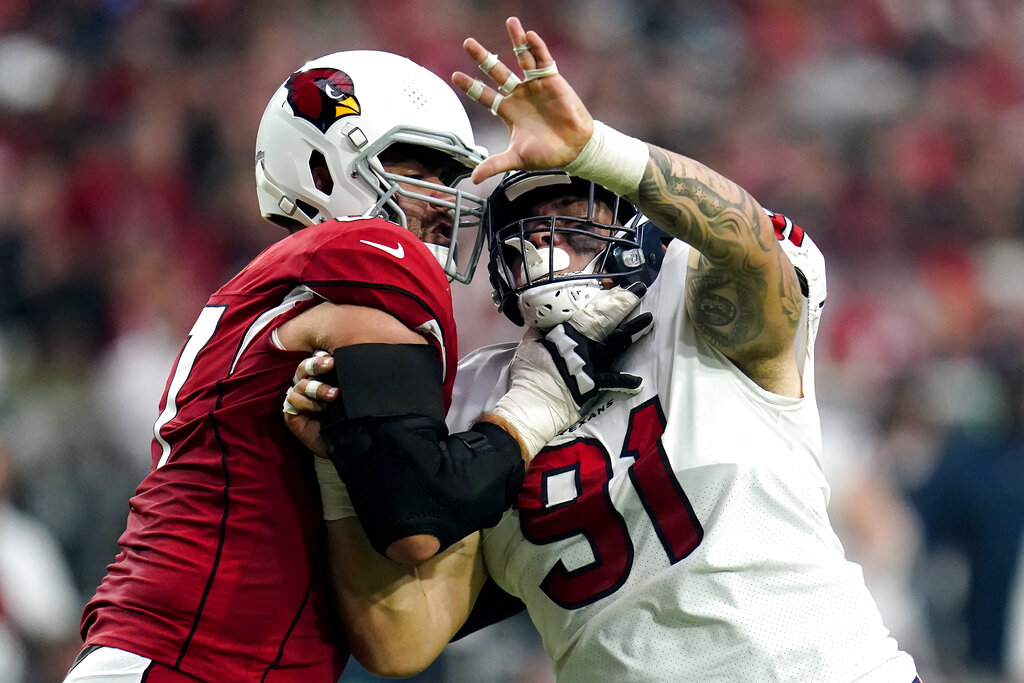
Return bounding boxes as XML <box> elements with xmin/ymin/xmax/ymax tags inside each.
<box><xmin>293</xmin><ymin>350</ymin><xmax>333</xmax><ymax>383</ymax></box>
<box><xmin>300</xmin><ymin>377</ymin><xmax>337</xmax><ymax>402</ymax></box>
<box><xmin>283</xmin><ymin>378</ymin><xmax>336</xmax><ymax>418</ymax></box>
<box><xmin>459</xmin><ymin>37</ymin><xmax>520</xmax><ymax>115</ymax></box>
<box><xmin>598</xmin><ymin>313</ymin><xmax>654</xmax><ymax>365</ymax></box>
<box><xmin>462</xmin><ymin>36</ymin><xmax>490</xmax><ymax>68</ymax></box>
<box><xmin>282</xmin><ymin>395</ymin><xmax>301</xmax><ymax>416</ymax></box>
<box><xmin>303</xmin><ymin>380</ymin><xmax>325</xmax><ymax>400</ymax></box>
<box><xmin>505</xmin><ymin>17</ymin><xmax>536</xmax><ymax>71</ymax></box>
<box><xmin>284</xmin><ymin>386</ymin><xmax>320</xmax><ymax>415</ymax></box>
<box><xmin>453</xmin><ymin>71</ymin><xmax>503</xmax><ymax>121</ymax></box>
<box><xmin>618</xmin><ymin>312</ymin><xmax>656</xmax><ymax>344</ymax></box>
<box><xmin>567</xmin><ymin>286</ymin><xmax>646</xmax><ymax>340</ymax></box>
<box><xmin>456</xmin><ymin>16</ymin><xmax>573</xmax><ymax>183</ymax></box>
<box><xmin>460</xmin><ymin>18</ymin><xmax>564</xmax><ymax>110</ymax></box>
<box><xmin>507</xmin><ymin>17</ymin><xmax>556</xmax><ymax>72</ymax></box>
<box><xmin>478</xmin><ymin>50</ymin><xmax>520</xmax><ymax>95</ymax></box>
<box><xmin>285</xmin><ymin>351</ymin><xmax>337</xmax><ymax>418</ymax></box>
<box><xmin>596</xmin><ymin>372</ymin><xmax>644</xmax><ymax>395</ymax></box>
<box><xmin>283</xmin><ymin>386</ymin><xmax>314</xmax><ymax>417</ymax></box>
<box><xmin>524</xmin><ymin>29</ymin><xmax>555</xmax><ymax>69</ymax></box>
<box><xmin>472</xmin><ymin>150</ymin><xmax>520</xmax><ymax>185</ymax></box>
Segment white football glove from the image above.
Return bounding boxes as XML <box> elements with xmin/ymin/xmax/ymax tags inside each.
<box><xmin>490</xmin><ymin>283</ymin><xmax>654</xmax><ymax>458</ymax></box>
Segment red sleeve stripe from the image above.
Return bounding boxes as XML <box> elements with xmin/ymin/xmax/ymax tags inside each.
<box><xmin>767</xmin><ymin>209</ymin><xmax>805</xmax><ymax>247</ymax></box>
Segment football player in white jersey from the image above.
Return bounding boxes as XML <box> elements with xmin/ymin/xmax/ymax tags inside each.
<box><xmin>285</xmin><ymin>16</ymin><xmax>922</xmax><ymax>683</ymax></box>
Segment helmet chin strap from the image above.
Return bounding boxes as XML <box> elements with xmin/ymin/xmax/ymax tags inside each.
<box><xmin>504</xmin><ymin>238</ymin><xmax>604</xmax><ymax>329</ymax></box>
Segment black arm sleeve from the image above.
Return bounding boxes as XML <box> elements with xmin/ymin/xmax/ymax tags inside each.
<box><xmin>321</xmin><ymin>344</ymin><xmax>525</xmax><ymax>557</ymax></box>
<box><xmin>452</xmin><ymin>578</ymin><xmax>527</xmax><ymax>641</ymax></box>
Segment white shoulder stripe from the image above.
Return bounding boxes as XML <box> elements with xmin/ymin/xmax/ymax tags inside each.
<box><xmin>231</xmin><ymin>286</ymin><xmax>318</xmax><ymax>374</ymax></box>
<box><xmin>415</xmin><ymin>319</ymin><xmax>447</xmax><ymax>381</ymax></box>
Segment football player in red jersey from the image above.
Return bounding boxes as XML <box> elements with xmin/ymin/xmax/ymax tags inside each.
<box><xmin>64</xmin><ymin>49</ymin><xmax>647</xmax><ymax>683</ymax></box>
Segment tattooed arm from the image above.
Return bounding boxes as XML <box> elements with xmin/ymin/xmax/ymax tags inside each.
<box><xmin>624</xmin><ymin>147</ymin><xmax>804</xmax><ymax>396</ymax></box>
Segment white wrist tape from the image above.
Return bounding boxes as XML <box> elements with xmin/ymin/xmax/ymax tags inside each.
<box><xmin>314</xmin><ymin>456</ymin><xmax>356</xmax><ymax>521</ymax></box>
<box><xmin>490</xmin><ymin>339</ymin><xmax>581</xmax><ymax>459</ymax></box>
<box><xmin>563</xmin><ymin>121</ymin><xmax>649</xmax><ymax>198</ymax></box>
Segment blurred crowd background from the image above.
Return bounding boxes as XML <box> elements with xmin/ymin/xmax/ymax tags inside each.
<box><xmin>0</xmin><ymin>0</ymin><xmax>1023</xmax><ymax>681</ymax></box>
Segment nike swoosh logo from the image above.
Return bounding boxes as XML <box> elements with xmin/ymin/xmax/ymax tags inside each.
<box><xmin>359</xmin><ymin>239</ymin><xmax>404</xmax><ymax>258</ymax></box>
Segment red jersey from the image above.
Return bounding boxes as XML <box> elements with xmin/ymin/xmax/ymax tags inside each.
<box><xmin>81</xmin><ymin>218</ymin><xmax>458</xmax><ymax>682</ymax></box>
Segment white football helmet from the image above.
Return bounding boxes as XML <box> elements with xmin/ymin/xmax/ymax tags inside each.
<box><xmin>255</xmin><ymin>50</ymin><xmax>488</xmax><ymax>282</ymax></box>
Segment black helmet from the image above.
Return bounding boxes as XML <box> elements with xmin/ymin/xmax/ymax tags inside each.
<box><xmin>486</xmin><ymin>170</ymin><xmax>669</xmax><ymax>327</ymax></box>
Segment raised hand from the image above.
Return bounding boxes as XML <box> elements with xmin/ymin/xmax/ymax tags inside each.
<box><xmin>452</xmin><ymin>16</ymin><xmax>594</xmax><ymax>183</ymax></box>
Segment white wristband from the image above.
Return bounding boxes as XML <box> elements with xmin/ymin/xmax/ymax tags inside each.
<box><xmin>313</xmin><ymin>456</ymin><xmax>356</xmax><ymax>521</ymax></box>
<box><xmin>563</xmin><ymin>121</ymin><xmax>649</xmax><ymax>198</ymax></box>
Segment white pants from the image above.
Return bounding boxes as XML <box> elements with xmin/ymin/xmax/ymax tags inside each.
<box><xmin>63</xmin><ymin>646</ymin><xmax>152</xmax><ymax>682</ymax></box>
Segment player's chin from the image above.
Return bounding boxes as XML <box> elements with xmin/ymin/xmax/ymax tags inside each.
<box><xmin>406</xmin><ymin>219</ymin><xmax>451</xmax><ymax>247</ymax></box>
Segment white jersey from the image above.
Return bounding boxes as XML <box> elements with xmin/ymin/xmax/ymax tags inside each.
<box><xmin>450</xmin><ymin>223</ymin><xmax>918</xmax><ymax>682</ymax></box>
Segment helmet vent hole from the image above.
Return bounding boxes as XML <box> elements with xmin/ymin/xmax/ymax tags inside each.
<box><xmin>402</xmin><ymin>80</ymin><xmax>429</xmax><ymax>110</ymax></box>
<box><xmin>309</xmin><ymin>150</ymin><xmax>334</xmax><ymax>195</ymax></box>
<box><xmin>295</xmin><ymin>199</ymin><xmax>319</xmax><ymax>219</ymax></box>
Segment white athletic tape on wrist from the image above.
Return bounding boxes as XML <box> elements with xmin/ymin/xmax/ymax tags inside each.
<box><xmin>314</xmin><ymin>456</ymin><xmax>356</xmax><ymax>520</ymax></box>
<box><xmin>563</xmin><ymin>121</ymin><xmax>648</xmax><ymax>198</ymax></box>
<box><xmin>490</xmin><ymin>340</ymin><xmax>581</xmax><ymax>458</ymax></box>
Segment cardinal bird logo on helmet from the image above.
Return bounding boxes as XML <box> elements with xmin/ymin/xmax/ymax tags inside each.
<box><xmin>284</xmin><ymin>68</ymin><xmax>361</xmax><ymax>133</ymax></box>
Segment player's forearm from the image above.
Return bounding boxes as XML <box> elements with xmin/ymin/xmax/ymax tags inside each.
<box><xmin>327</xmin><ymin>519</ymin><xmax>485</xmax><ymax>677</ymax></box>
